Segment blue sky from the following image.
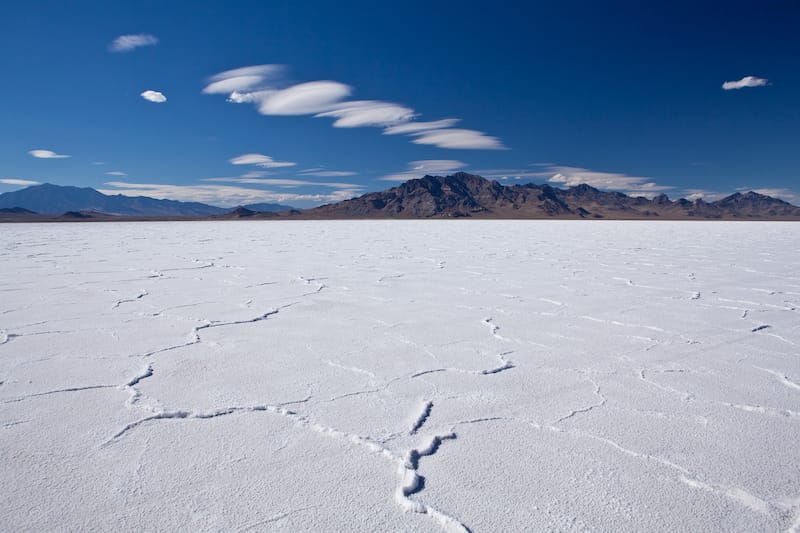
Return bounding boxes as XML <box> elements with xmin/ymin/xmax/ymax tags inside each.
<box><xmin>1</xmin><ymin>0</ymin><xmax>798</xmax><ymax>207</ymax></box>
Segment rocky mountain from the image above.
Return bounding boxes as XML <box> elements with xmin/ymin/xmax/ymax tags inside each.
<box><xmin>0</xmin><ymin>183</ymin><xmax>228</xmax><ymax>217</ymax></box>
<box><xmin>305</xmin><ymin>173</ymin><xmax>800</xmax><ymax>220</ymax></box>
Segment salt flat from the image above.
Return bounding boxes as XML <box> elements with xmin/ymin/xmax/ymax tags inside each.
<box><xmin>1</xmin><ymin>220</ymin><xmax>799</xmax><ymax>532</ymax></box>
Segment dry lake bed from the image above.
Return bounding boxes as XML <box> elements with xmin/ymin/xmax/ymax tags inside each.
<box><xmin>1</xmin><ymin>221</ymin><xmax>799</xmax><ymax>532</ymax></box>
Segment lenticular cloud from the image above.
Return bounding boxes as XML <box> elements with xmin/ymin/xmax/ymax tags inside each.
<box><xmin>203</xmin><ymin>64</ymin><xmax>506</xmax><ymax>149</ymax></box>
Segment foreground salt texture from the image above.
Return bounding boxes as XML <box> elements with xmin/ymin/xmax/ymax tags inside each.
<box><xmin>1</xmin><ymin>221</ymin><xmax>799</xmax><ymax>532</ymax></box>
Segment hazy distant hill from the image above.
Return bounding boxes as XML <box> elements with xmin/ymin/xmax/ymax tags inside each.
<box><xmin>242</xmin><ymin>202</ymin><xmax>296</xmax><ymax>212</ymax></box>
<box><xmin>305</xmin><ymin>173</ymin><xmax>800</xmax><ymax>220</ymax></box>
<box><xmin>0</xmin><ymin>183</ymin><xmax>228</xmax><ymax>216</ymax></box>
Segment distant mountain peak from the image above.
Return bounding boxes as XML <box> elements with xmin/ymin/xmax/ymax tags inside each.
<box><xmin>0</xmin><ymin>183</ymin><xmax>227</xmax><ymax>217</ymax></box>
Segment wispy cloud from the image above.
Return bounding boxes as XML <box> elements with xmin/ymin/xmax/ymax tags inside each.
<box><xmin>100</xmin><ymin>181</ymin><xmax>359</xmax><ymax>207</ymax></box>
<box><xmin>380</xmin><ymin>160</ymin><xmax>467</xmax><ymax>181</ymax></box>
<box><xmin>203</xmin><ymin>177</ymin><xmax>359</xmax><ymax>188</ymax></box>
<box><xmin>409</xmin><ymin>128</ymin><xmax>506</xmax><ymax>150</ymax></box>
<box><xmin>229</xmin><ymin>153</ymin><xmax>296</xmax><ymax>168</ymax></box>
<box><xmin>383</xmin><ymin>118</ymin><xmax>460</xmax><ymax>135</ymax></box>
<box><xmin>722</xmin><ymin>76</ymin><xmax>768</xmax><ymax>90</ymax></box>
<box><xmin>109</xmin><ymin>34</ymin><xmax>158</xmax><ymax>52</ymax></box>
<box><xmin>91</xmin><ymin>161</ymin><xmax>105</xmax><ymax>165</ymax></box>
<box><xmin>29</xmin><ymin>149</ymin><xmax>70</xmax><ymax>159</ymax></box>
<box><xmin>105</xmin><ymin>171</ymin><xmax>128</xmax><ymax>176</ymax></box>
<box><xmin>316</xmin><ymin>100</ymin><xmax>416</xmax><ymax>128</ymax></box>
<box><xmin>546</xmin><ymin>165</ymin><xmax>672</xmax><ymax>194</ymax></box>
<box><xmin>682</xmin><ymin>189</ymin><xmax>728</xmax><ymax>202</ymax></box>
<box><xmin>240</xmin><ymin>170</ymin><xmax>272</xmax><ymax>178</ymax></box>
<box><xmin>204</xmin><ymin>64</ymin><xmax>504</xmax><ymax>150</ymax></box>
<box><xmin>141</xmin><ymin>90</ymin><xmax>167</xmax><ymax>103</ymax></box>
<box><xmin>0</xmin><ymin>178</ymin><xmax>40</xmax><ymax>186</ymax></box>
<box><xmin>472</xmin><ymin>168</ymin><xmax>553</xmax><ymax>180</ymax></box>
<box><xmin>203</xmin><ymin>65</ymin><xmax>284</xmax><ymax>94</ymax></box>
<box><xmin>297</xmin><ymin>169</ymin><xmax>356</xmax><ymax>177</ymax></box>
<box><xmin>259</xmin><ymin>81</ymin><xmax>352</xmax><ymax>115</ymax></box>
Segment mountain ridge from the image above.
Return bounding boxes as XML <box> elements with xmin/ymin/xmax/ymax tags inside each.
<box><xmin>304</xmin><ymin>172</ymin><xmax>800</xmax><ymax>220</ymax></box>
<box><xmin>1</xmin><ymin>175</ymin><xmax>798</xmax><ymax>221</ymax></box>
<box><xmin>0</xmin><ymin>183</ymin><xmax>295</xmax><ymax>217</ymax></box>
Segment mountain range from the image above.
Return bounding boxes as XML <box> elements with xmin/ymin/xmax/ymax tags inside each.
<box><xmin>305</xmin><ymin>173</ymin><xmax>800</xmax><ymax>220</ymax></box>
<box><xmin>0</xmin><ymin>183</ymin><xmax>293</xmax><ymax>217</ymax></box>
<box><xmin>1</xmin><ymin>175</ymin><xmax>799</xmax><ymax>221</ymax></box>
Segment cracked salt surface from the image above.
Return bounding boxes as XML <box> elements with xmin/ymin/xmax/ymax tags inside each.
<box><xmin>1</xmin><ymin>221</ymin><xmax>799</xmax><ymax>532</ymax></box>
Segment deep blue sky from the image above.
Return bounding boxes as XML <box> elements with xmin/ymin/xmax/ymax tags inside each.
<box><xmin>1</xmin><ymin>0</ymin><xmax>798</xmax><ymax>207</ymax></box>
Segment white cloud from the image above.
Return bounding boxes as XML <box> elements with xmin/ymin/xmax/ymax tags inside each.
<box><xmin>203</xmin><ymin>65</ymin><xmax>283</xmax><ymax>94</ymax></box>
<box><xmin>547</xmin><ymin>165</ymin><xmax>672</xmax><ymax>193</ymax></box>
<box><xmin>471</xmin><ymin>168</ymin><xmax>554</xmax><ymax>180</ymax></box>
<box><xmin>722</xmin><ymin>76</ymin><xmax>768</xmax><ymax>90</ymax></box>
<box><xmin>29</xmin><ymin>149</ymin><xmax>70</xmax><ymax>159</ymax></box>
<box><xmin>100</xmin><ymin>181</ymin><xmax>359</xmax><ymax>207</ymax></box>
<box><xmin>204</xmin><ymin>64</ymin><xmax>505</xmax><ymax>150</ymax></box>
<box><xmin>109</xmin><ymin>34</ymin><xmax>158</xmax><ymax>52</ymax></box>
<box><xmin>410</xmin><ymin>128</ymin><xmax>507</xmax><ymax>150</ymax></box>
<box><xmin>240</xmin><ymin>170</ymin><xmax>272</xmax><ymax>178</ymax></box>
<box><xmin>258</xmin><ymin>81</ymin><xmax>352</xmax><ymax>115</ymax></box>
<box><xmin>227</xmin><ymin>90</ymin><xmax>272</xmax><ymax>103</ymax></box>
<box><xmin>380</xmin><ymin>159</ymin><xmax>467</xmax><ymax>181</ymax></box>
<box><xmin>91</xmin><ymin>161</ymin><xmax>105</xmax><ymax>165</ymax></box>
<box><xmin>682</xmin><ymin>189</ymin><xmax>728</xmax><ymax>202</ymax></box>
<box><xmin>297</xmin><ymin>169</ymin><xmax>356</xmax><ymax>177</ymax></box>
<box><xmin>383</xmin><ymin>118</ymin><xmax>461</xmax><ymax>135</ymax></box>
<box><xmin>105</xmin><ymin>171</ymin><xmax>128</xmax><ymax>176</ymax></box>
<box><xmin>229</xmin><ymin>153</ymin><xmax>296</xmax><ymax>168</ymax></box>
<box><xmin>316</xmin><ymin>100</ymin><xmax>416</xmax><ymax>128</ymax></box>
<box><xmin>141</xmin><ymin>90</ymin><xmax>167</xmax><ymax>103</ymax></box>
<box><xmin>0</xmin><ymin>178</ymin><xmax>40</xmax><ymax>186</ymax></box>
<box><xmin>203</xmin><ymin>177</ymin><xmax>358</xmax><ymax>188</ymax></box>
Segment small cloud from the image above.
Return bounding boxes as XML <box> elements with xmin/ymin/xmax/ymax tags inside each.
<box><xmin>141</xmin><ymin>90</ymin><xmax>167</xmax><ymax>103</ymax></box>
<box><xmin>297</xmin><ymin>169</ymin><xmax>356</xmax><ymax>177</ymax></box>
<box><xmin>0</xmin><ymin>178</ymin><xmax>40</xmax><ymax>186</ymax></box>
<box><xmin>546</xmin><ymin>165</ymin><xmax>672</xmax><ymax>193</ymax></box>
<box><xmin>380</xmin><ymin>159</ymin><xmax>467</xmax><ymax>181</ymax></box>
<box><xmin>91</xmin><ymin>161</ymin><xmax>105</xmax><ymax>165</ymax></box>
<box><xmin>105</xmin><ymin>171</ymin><xmax>128</xmax><ymax>176</ymax></box>
<box><xmin>229</xmin><ymin>153</ymin><xmax>296</xmax><ymax>168</ymax></box>
<box><xmin>29</xmin><ymin>149</ymin><xmax>70</xmax><ymax>159</ymax></box>
<box><xmin>259</xmin><ymin>81</ymin><xmax>352</xmax><ymax>115</ymax></box>
<box><xmin>383</xmin><ymin>118</ymin><xmax>460</xmax><ymax>135</ymax></box>
<box><xmin>682</xmin><ymin>189</ymin><xmax>727</xmax><ymax>202</ymax></box>
<box><xmin>203</xmin><ymin>65</ymin><xmax>284</xmax><ymax>94</ymax></box>
<box><xmin>240</xmin><ymin>170</ymin><xmax>271</xmax><ymax>178</ymax></box>
<box><xmin>471</xmin><ymin>168</ymin><xmax>553</xmax><ymax>180</ymax></box>
<box><xmin>316</xmin><ymin>100</ymin><xmax>416</xmax><ymax>128</ymax></box>
<box><xmin>409</xmin><ymin>128</ymin><xmax>506</xmax><ymax>150</ymax></box>
<box><xmin>109</xmin><ymin>33</ymin><xmax>158</xmax><ymax>52</ymax></box>
<box><xmin>722</xmin><ymin>76</ymin><xmax>768</xmax><ymax>90</ymax></box>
